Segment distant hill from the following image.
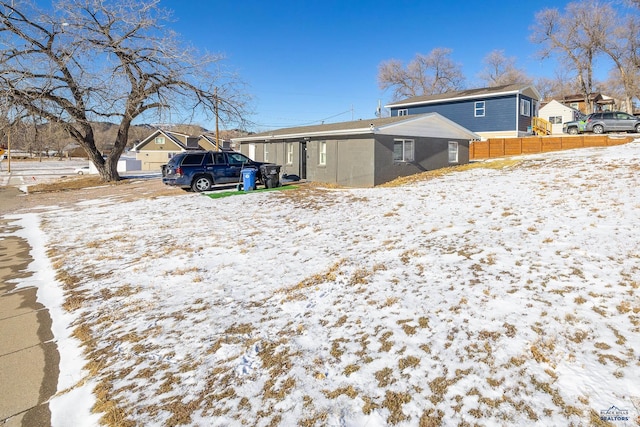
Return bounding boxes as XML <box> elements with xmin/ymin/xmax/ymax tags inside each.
<box><xmin>4</xmin><ymin>121</ymin><xmax>251</xmax><ymax>157</ymax></box>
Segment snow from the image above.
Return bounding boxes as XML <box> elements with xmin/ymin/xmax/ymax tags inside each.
<box><xmin>4</xmin><ymin>142</ymin><xmax>640</xmax><ymax>426</ymax></box>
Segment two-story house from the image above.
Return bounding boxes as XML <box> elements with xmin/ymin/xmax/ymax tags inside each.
<box><xmin>385</xmin><ymin>84</ymin><xmax>541</xmax><ymax>140</ymax></box>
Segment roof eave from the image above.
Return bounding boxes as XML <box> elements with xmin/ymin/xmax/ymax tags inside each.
<box><xmin>234</xmin><ymin>127</ymin><xmax>374</xmax><ymax>142</ymax></box>
<box><xmin>386</xmin><ymin>85</ymin><xmax>540</xmax><ymax>109</ymax></box>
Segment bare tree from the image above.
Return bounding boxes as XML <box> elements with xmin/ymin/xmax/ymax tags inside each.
<box><xmin>598</xmin><ymin>11</ymin><xmax>640</xmax><ymax>112</ymax></box>
<box><xmin>478</xmin><ymin>50</ymin><xmax>533</xmax><ymax>87</ymax></box>
<box><xmin>378</xmin><ymin>48</ymin><xmax>465</xmax><ymax>100</ymax></box>
<box><xmin>535</xmin><ymin>68</ymin><xmax>583</xmax><ymax>103</ymax></box>
<box><xmin>531</xmin><ymin>3</ymin><xmax>600</xmax><ymax>113</ymax></box>
<box><xmin>0</xmin><ymin>0</ymin><xmax>248</xmax><ymax>181</ymax></box>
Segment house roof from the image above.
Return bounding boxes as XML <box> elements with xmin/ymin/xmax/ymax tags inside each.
<box><xmin>384</xmin><ymin>84</ymin><xmax>541</xmax><ymax>109</ymax></box>
<box><xmin>133</xmin><ymin>129</ymin><xmax>194</xmax><ymax>151</ymax></box>
<box><xmin>539</xmin><ymin>99</ymin><xmax>582</xmax><ymax>112</ymax></box>
<box><xmin>233</xmin><ymin>113</ymin><xmax>480</xmax><ymax>142</ymax></box>
<box><xmin>560</xmin><ymin>93</ymin><xmax>615</xmax><ymax>105</ymax></box>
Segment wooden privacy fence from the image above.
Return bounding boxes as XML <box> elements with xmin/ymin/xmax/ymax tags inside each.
<box><xmin>470</xmin><ymin>135</ymin><xmax>636</xmax><ymax>160</ymax></box>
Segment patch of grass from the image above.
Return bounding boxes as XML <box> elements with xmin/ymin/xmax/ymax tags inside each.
<box><xmin>380</xmin><ymin>159</ymin><xmax>522</xmax><ymax>187</ymax></box>
<box><xmin>375</xmin><ymin>367</ymin><xmax>395</xmax><ymax>387</ymax></box>
<box><xmin>279</xmin><ymin>259</ymin><xmax>345</xmax><ymax>298</ymax></box>
<box><xmin>344</xmin><ymin>364</ymin><xmax>360</xmax><ymax>376</ymax></box>
<box><xmin>383</xmin><ymin>391</ymin><xmax>412</xmax><ymax>424</ymax></box>
<box><xmin>330</xmin><ymin>338</ymin><xmax>347</xmax><ymax>360</ymax></box>
<box><xmin>349</xmin><ymin>268</ymin><xmax>372</xmax><ymax>286</ymax></box>
<box><xmin>29</xmin><ymin>176</ymin><xmax>109</xmax><ymax>193</ymax></box>
<box><xmin>398</xmin><ymin>355</ymin><xmax>421</xmax><ymax>370</ymax></box>
<box><xmin>206</xmin><ymin>185</ymin><xmax>299</xmax><ymax>199</ymax></box>
<box><xmin>379</xmin><ymin>331</ymin><xmax>394</xmax><ymax>352</ymax></box>
<box><xmin>323</xmin><ymin>385</ymin><xmax>358</xmax><ymax>399</ymax></box>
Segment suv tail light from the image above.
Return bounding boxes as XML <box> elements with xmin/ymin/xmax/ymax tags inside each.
<box><xmin>176</xmin><ymin>167</ymin><xmax>183</xmax><ymax>176</ymax></box>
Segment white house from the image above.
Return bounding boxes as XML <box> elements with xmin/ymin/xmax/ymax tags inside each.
<box><xmin>539</xmin><ymin>100</ymin><xmax>584</xmax><ymax>134</ymax></box>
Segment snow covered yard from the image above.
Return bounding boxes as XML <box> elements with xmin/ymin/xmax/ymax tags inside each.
<box><xmin>12</xmin><ymin>143</ymin><xmax>640</xmax><ymax>426</ymax></box>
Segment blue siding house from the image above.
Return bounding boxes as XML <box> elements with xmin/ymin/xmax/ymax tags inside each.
<box><xmin>385</xmin><ymin>84</ymin><xmax>541</xmax><ymax>139</ymax></box>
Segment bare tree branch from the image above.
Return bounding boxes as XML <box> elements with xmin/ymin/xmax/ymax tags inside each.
<box><xmin>0</xmin><ymin>0</ymin><xmax>249</xmax><ymax>181</ymax></box>
<box><xmin>377</xmin><ymin>48</ymin><xmax>465</xmax><ymax>100</ymax></box>
<box><xmin>478</xmin><ymin>50</ymin><xmax>533</xmax><ymax>87</ymax></box>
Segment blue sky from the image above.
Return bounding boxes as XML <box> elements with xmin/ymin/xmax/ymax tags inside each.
<box><xmin>160</xmin><ymin>0</ymin><xmax>582</xmax><ymax>131</ymax></box>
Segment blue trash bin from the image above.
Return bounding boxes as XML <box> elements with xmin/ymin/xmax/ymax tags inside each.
<box><xmin>242</xmin><ymin>168</ymin><xmax>257</xmax><ymax>191</ymax></box>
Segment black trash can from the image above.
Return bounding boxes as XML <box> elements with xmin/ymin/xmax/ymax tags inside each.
<box><xmin>260</xmin><ymin>164</ymin><xmax>281</xmax><ymax>188</ymax></box>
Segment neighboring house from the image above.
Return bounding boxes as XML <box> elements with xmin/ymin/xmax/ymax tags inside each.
<box><xmin>63</xmin><ymin>143</ymin><xmax>87</xmax><ymax>158</ymax></box>
<box><xmin>384</xmin><ymin>84</ymin><xmax>541</xmax><ymax>140</ymax></box>
<box><xmin>198</xmin><ymin>133</ymin><xmax>225</xmax><ymax>151</ymax></box>
<box><xmin>133</xmin><ymin>129</ymin><xmax>203</xmax><ymax>171</ymax></box>
<box><xmin>539</xmin><ymin>100</ymin><xmax>584</xmax><ymax>134</ymax></box>
<box><xmin>559</xmin><ymin>93</ymin><xmax>618</xmax><ymax>114</ymax></box>
<box><xmin>232</xmin><ymin>113</ymin><xmax>479</xmax><ymax>187</ymax></box>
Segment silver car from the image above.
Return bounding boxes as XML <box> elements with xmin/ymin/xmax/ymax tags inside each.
<box><xmin>584</xmin><ymin>111</ymin><xmax>640</xmax><ymax>134</ymax></box>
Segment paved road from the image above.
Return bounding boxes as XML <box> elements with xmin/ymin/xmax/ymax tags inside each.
<box><xmin>0</xmin><ymin>158</ymin><xmax>89</xmax><ymax>188</ymax></box>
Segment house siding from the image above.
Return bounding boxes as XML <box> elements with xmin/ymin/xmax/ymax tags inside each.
<box><xmin>138</xmin><ymin>151</ymin><xmax>176</xmax><ymax>171</ymax></box>
<box><xmin>335</xmin><ymin>138</ymin><xmax>375</xmax><ymax>187</ymax></box>
<box><xmin>241</xmin><ymin>141</ymin><xmax>302</xmax><ymax>178</ymax></box>
<box><xmin>517</xmin><ymin>95</ymin><xmax>534</xmax><ymax>133</ymax></box>
<box><xmin>135</xmin><ymin>137</ymin><xmax>183</xmax><ymax>171</ymax></box>
<box><xmin>234</xmin><ymin>113</ymin><xmax>477</xmax><ymax>187</ymax></box>
<box><xmin>391</xmin><ymin>95</ymin><xmax>517</xmax><ymax>133</ymax></box>
<box><xmin>539</xmin><ymin>101</ymin><xmax>582</xmax><ymax>134</ymax></box>
<box><xmin>374</xmin><ymin>136</ymin><xmax>469</xmax><ymax>185</ymax></box>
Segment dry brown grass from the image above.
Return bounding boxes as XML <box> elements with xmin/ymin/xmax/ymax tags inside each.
<box><xmin>380</xmin><ymin>159</ymin><xmax>522</xmax><ymax>187</ymax></box>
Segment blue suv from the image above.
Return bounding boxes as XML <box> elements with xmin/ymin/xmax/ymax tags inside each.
<box><xmin>161</xmin><ymin>150</ymin><xmax>271</xmax><ymax>192</ymax></box>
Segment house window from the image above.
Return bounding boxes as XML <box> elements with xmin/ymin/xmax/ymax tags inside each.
<box><xmin>448</xmin><ymin>141</ymin><xmax>459</xmax><ymax>164</ymax></box>
<box><xmin>398</xmin><ymin>109</ymin><xmax>408</xmax><ymax>116</ymax></box>
<box><xmin>474</xmin><ymin>101</ymin><xmax>485</xmax><ymax>117</ymax></box>
<box><xmin>319</xmin><ymin>141</ymin><xmax>326</xmax><ymax>166</ymax></box>
<box><xmin>264</xmin><ymin>144</ymin><xmax>270</xmax><ymax>162</ymax></box>
<box><xmin>393</xmin><ymin>139</ymin><xmax>414</xmax><ymax>162</ymax></box>
<box><xmin>520</xmin><ymin>99</ymin><xmax>531</xmax><ymax>116</ymax></box>
<box><xmin>286</xmin><ymin>143</ymin><xmax>294</xmax><ymax>164</ymax></box>
<box><xmin>548</xmin><ymin>116</ymin><xmax>562</xmax><ymax>124</ymax></box>
<box><xmin>155</xmin><ymin>136</ymin><xmax>165</xmax><ymax>144</ymax></box>
<box><xmin>570</xmin><ymin>102</ymin><xmax>579</xmax><ymax>109</ymax></box>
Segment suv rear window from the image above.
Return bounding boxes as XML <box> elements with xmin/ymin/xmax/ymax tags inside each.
<box><xmin>181</xmin><ymin>153</ymin><xmax>206</xmax><ymax>165</ymax></box>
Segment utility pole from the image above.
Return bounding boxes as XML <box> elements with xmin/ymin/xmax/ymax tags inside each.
<box><xmin>215</xmin><ymin>87</ymin><xmax>220</xmax><ymax>150</ymax></box>
<box><xmin>7</xmin><ymin>127</ymin><xmax>10</xmax><ymax>173</ymax></box>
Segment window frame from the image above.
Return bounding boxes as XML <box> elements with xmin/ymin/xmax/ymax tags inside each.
<box><xmin>263</xmin><ymin>144</ymin><xmax>270</xmax><ymax>162</ymax></box>
<box><xmin>286</xmin><ymin>143</ymin><xmax>294</xmax><ymax>165</ymax></box>
<box><xmin>474</xmin><ymin>101</ymin><xmax>485</xmax><ymax>117</ymax></box>
<box><xmin>319</xmin><ymin>141</ymin><xmax>327</xmax><ymax>166</ymax></box>
<box><xmin>393</xmin><ymin>139</ymin><xmax>415</xmax><ymax>162</ymax></box>
<box><xmin>448</xmin><ymin>141</ymin><xmax>459</xmax><ymax>164</ymax></box>
<box><xmin>398</xmin><ymin>109</ymin><xmax>408</xmax><ymax>116</ymax></box>
<box><xmin>520</xmin><ymin>99</ymin><xmax>531</xmax><ymax>117</ymax></box>
<box><xmin>154</xmin><ymin>136</ymin><xmax>165</xmax><ymax>145</ymax></box>
<box><xmin>548</xmin><ymin>116</ymin><xmax>562</xmax><ymax>124</ymax></box>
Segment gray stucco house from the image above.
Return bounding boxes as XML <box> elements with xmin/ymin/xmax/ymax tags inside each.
<box><xmin>232</xmin><ymin>113</ymin><xmax>479</xmax><ymax>187</ymax></box>
<box><xmin>385</xmin><ymin>84</ymin><xmax>541</xmax><ymax>139</ymax></box>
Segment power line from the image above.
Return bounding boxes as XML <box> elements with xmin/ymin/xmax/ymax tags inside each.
<box><xmin>248</xmin><ymin>108</ymin><xmax>354</xmax><ymax>130</ymax></box>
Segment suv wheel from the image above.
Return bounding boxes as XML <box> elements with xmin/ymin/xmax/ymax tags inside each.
<box><xmin>635</xmin><ymin>124</ymin><xmax>640</xmax><ymax>133</ymax></box>
<box><xmin>592</xmin><ymin>124</ymin><xmax>604</xmax><ymax>134</ymax></box>
<box><xmin>568</xmin><ymin>127</ymin><xmax>578</xmax><ymax>135</ymax></box>
<box><xmin>192</xmin><ymin>176</ymin><xmax>213</xmax><ymax>192</ymax></box>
